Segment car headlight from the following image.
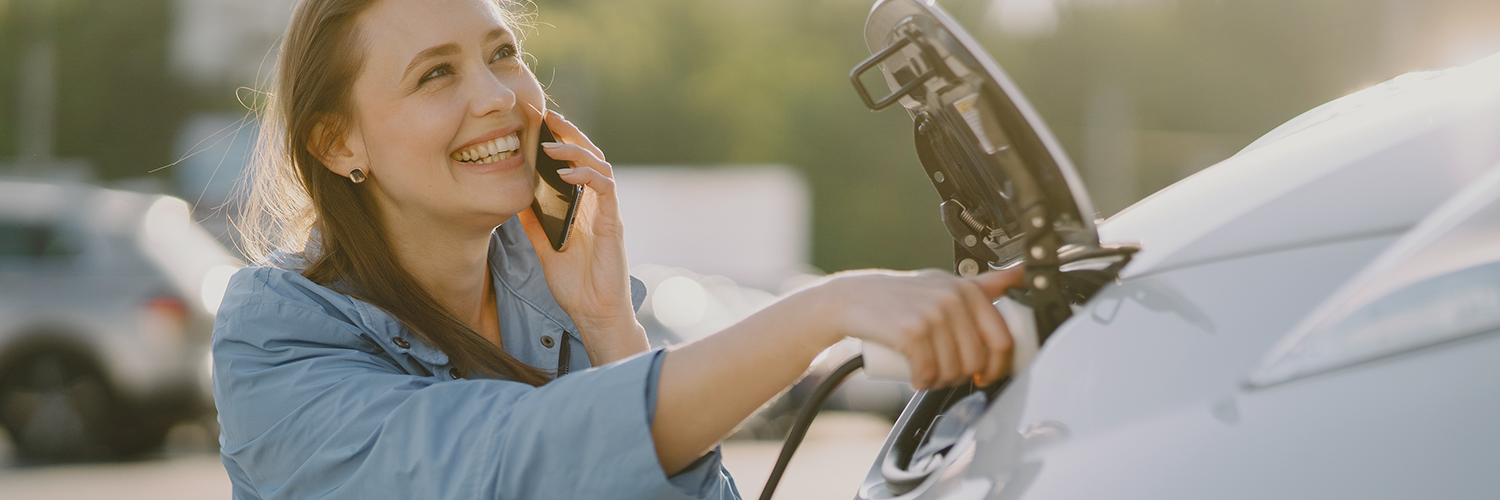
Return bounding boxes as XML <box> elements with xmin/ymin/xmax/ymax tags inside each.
<box><xmin>1248</xmin><ymin>164</ymin><xmax>1500</xmax><ymax>388</ymax></box>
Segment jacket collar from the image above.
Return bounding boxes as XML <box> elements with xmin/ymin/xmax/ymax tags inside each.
<box><xmin>258</xmin><ymin>216</ymin><xmax>642</xmax><ymax>371</ymax></box>
<box><xmin>490</xmin><ymin>216</ymin><xmax>580</xmax><ymax>334</ymax></box>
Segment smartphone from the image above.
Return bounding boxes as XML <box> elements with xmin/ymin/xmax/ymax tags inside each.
<box><xmin>531</xmin><ymin>120</ymin><xmax>583</xmax><ymax>252</ymax></box>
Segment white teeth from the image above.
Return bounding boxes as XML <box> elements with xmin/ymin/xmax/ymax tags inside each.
<box><xmin>451</xmin><ymin>132</ymin><xmax>522</xmax><ymax>164</ymax></box>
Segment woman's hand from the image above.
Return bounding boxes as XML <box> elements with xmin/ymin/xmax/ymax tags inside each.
<box><xmin>815</xmin><ymin>267</ymin><xmax>1024</xmax><ymax>389</ymax></box>
<box><xmin>517</xmin><ymin>111</ymin><xmax>648</xmax><ymax>364</ymax></box>
<box><xmin>650</xmin><ymin>266</ymin><xmax>1023</xmax><ymax>472</ymax></box>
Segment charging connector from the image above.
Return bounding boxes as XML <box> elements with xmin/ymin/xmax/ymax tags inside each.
<box><xmin>861</xmin><ymin>296</ymin><xmax>1039</xmax><ymax>384</ymax></box>
<box><xmin>759</xmin><ymin>296</ymin><xmax>1039</xmax><ymax>499</ymax></box>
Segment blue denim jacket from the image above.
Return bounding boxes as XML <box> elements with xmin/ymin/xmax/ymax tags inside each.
<box><xmin>212</xmin><ymin>218</ymin><xmax>741</xmax><ymax>499</ymax></box>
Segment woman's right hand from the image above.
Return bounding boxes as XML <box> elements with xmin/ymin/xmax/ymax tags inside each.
<box><xmin>650</xmin><ymin>266</ymin><xmax>1024</xmax><ymax>473</ymax></box>
<box><xmin>814</xmin><ymin>267</ymin><xmax>1025</xmax><ymax>389</ymax></box>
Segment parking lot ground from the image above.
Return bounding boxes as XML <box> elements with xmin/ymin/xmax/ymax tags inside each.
<box><xmin>0</xmin><ymin>411</ymin><xmax>890</xmax><ymax>500</ymax></box>
<box><xmin>0</xmin><ymin>450</ymin><xmax>230</xmax><ymax>500</ymax></box>
<box><xmin>720</xmin><ymin>411</ymin><xmax>891</xmax><ymax>500</ymax></box>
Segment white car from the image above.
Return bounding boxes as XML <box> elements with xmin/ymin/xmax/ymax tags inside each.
<box><xmin>0</xmin><ymin>181</ymin><xmax>239</xmax><ymax>461</ymax></box>
<box><xmin>839</xmin><ymin>1</ymin><xmax>1500</xmax><ymax>498</ymax></box>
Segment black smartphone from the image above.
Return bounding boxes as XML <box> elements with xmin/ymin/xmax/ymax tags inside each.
<box><xmin>531</xmin><ymin>120</ymin><xmax>583</xmax><ymax>252</ymax></box>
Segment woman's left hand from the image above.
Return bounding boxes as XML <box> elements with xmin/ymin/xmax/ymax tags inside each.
<box><xmin>517</xmin><ymin>111</ymin><xmax>649</xmax><ymax>364</ymax></box>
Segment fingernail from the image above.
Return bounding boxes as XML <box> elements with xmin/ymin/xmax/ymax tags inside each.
<box><xmin>556</xmin><ymin>168</ymin><xmax>575</xmax><ymax>175</ymax></box>
<box><xmin>542</xmin><ymin>142</ymin><xmax>562</xmax><ymax>148</ymax></box>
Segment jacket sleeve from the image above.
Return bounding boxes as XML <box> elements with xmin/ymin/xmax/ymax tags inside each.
<box><xmin>213</xmin><ymin>273</ymin><xmax>738</xmax><ymax>500</ymax></box>
<box><xmin>644</xmin><ymin>351</ymin><xmax>742</xmax><ymax>498</ymax></box>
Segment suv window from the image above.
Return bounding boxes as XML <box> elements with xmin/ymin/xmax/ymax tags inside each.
<box><xmin>0</xmin><ymin>221</ymin><xmax>78</xmax><ymax>258</ymax></box>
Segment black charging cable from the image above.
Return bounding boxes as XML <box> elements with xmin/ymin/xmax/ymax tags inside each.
<box><xmin>758</xmin><ymin>354</ymin><xmax>866</xmax><ymax>500</ymax></box>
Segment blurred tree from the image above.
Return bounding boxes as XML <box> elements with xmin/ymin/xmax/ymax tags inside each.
<box><xmin>527</xmin><ymin>0</ymin><xmax>1467</xmax><ymax>272</ymax></box>
<box><xmin>527</xmin><ymin>0</ymin><xmax>953</xmax><ymax>273</ymax></box>
<box><xmin>3</xmin><ymin>0</ymin><xmax>1494</xmax><ymax>275</ymax></box>
<box><xmin>947</xmin><ymin>0</ymin><xmax>1388</xmax><ymax>213</ymax></box>
<box><xmin>0</xmin><ymin>0</ymin><xmax>17</xmax><ymax>159</ymax></box>
<box><xmin>1</xmin><ymin>0</ymin><xmax>191</xmax><ymax>181</ymax></box>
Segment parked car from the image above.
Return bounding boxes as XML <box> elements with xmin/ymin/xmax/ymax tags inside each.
<box><xmin>0</xmin><ymin>180</ymin><xmax>238</xmax><ymax>461</ymax></box>
<box><xmin>841</xmin><ymin>1</ymin><xmax>1500</xmax><ymax>498</ymax></box>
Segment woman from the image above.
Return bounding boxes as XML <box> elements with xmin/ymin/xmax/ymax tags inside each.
<box><xmin>214</xmin><ymin>0</ymin><xmax>1021</xmax><ymax>498</ymax></box>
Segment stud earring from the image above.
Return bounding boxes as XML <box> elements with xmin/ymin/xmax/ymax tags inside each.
<box><xmin>348</xmin><ymin>168</ymin><xmax>366</xmax><ymax>184</ymax></box>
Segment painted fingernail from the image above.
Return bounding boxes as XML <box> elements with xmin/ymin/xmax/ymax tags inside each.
<box><xmin>542</xmin><ymin>142</ymin><xmax>563</xmax><ymax>148</ymax></box>
<box><xmin>556</xmin><ymin>168</ymin><xmax>575</xmax><ymax>175</ymax></box>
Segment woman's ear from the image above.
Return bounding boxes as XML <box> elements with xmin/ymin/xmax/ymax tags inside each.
<box><xmin>308</xmin><ymin>117</ymin><xmax>368</xmax><ymax>179</ymax></box>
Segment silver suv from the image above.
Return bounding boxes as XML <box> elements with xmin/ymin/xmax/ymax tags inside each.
<box><xmin>0</xmin><ymin>179</ymin><xmax>237</xmax><ymax>461</ymax></box>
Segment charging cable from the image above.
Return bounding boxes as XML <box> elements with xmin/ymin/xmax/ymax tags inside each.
<box><xmin>758</xmin><ymin>354</ymin><xmax>866</xmax><ymax>500</ymax></box>
<box><xmin>757</xmin><ymin>296</ymin><xmax>1038</xmax><ymax>500</ymax></box>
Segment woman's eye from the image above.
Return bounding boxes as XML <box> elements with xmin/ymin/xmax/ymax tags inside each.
<box><xmin>419</xmin><ymin>64</ymin><xmax>453</xmax><ymax>85</ymax></box>
<box><xmin>490</xmin><ymin>43</ymin><xmax>517</xmax><ymax>62</ymax></box>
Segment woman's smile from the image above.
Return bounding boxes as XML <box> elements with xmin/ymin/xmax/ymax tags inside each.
<box><xmin>452</xmin><ymin>130</ymin><xmax>521</xmax><ymax>164</ymax></box>
<box><xmin>451</xmin><ymin>125</ymin><xmax>529</xmax><ymax>175</ymax></box>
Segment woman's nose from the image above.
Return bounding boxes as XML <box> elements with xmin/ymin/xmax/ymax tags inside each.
<box><xmin>470</xmin><ymin>71</ymin><xmax>517</xmax><ymax>117</ymax></box>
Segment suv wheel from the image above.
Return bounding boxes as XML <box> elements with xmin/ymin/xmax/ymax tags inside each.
<box><xmin>0</xmin><ymin>350</ymin><xmax>119</xmax><ymax>461</ymax></box>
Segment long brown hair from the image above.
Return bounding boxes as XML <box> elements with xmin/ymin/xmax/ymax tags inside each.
<box><xmin>238</xmin><ymin>0</ymin><xmax>549</xmax><ymax>385</ymax></box>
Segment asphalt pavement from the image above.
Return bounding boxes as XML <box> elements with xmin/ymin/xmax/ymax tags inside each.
<box><xmin>0</xmin><ymin>412</ymin><xmax>891</xmax><ymax>500</ymax></box>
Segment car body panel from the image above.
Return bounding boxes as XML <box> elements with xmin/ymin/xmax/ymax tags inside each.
<box><xmin>996</xmin><ymin>331</ymin><xmax>1500</xmax><ymax>499</ymax></box>
<box><xmin>1101</xmin><ymin>53</ymin><xmax>1500</xmax><ymax>278</ymax></box>
<box><xmin>859</xmin><ymin>233</ymin><xmax>1398</xmax><ymax>499</ymax></box>
<box><xmin>1016</xmin><ymin>235</ymin><xmax>1394</xmax><ymax>440</ymax></box>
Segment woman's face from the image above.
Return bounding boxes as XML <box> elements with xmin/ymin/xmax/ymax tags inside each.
<box><xmin>340</xmin><ymin>0</ymin><xmax>546</xmax><ymax>232</ymax></box>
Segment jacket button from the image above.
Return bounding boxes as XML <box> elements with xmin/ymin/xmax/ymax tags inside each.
<box><xmin>450</xmin><ymin>368</ymin><xmax>463</xmax><ymax>379</ymax></box>
<box><xmin>393</xmin><ymin>337</ymin><xmax>411</xmax><ymax>349</ymax></box>
<box><xmin>540</xmin><ymin>336</ymin><xmax>555</xmax><ymax>348</ymax></box>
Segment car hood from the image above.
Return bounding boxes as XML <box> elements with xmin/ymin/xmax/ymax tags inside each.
<box><xmin>1101</xmin><ymin>51</ymin><xmax>1500</xmax><ymax>278</ymax></box>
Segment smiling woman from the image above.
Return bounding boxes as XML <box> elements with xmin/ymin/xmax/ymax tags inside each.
<box><xmin>216</xmin><ymin>0</ymin><xmax>1025</xmax><ymax>498</ymax></box>
<box><xmin>240</xmin><ymin>0</ymin><xmax>558</xmax><ymax>386</ymax></box>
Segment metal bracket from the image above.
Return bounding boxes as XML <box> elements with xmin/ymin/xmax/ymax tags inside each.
<box><xmin>851</xmin><ymin>28</ymin><xmax>943</xmax><ymax>111</ymax></box>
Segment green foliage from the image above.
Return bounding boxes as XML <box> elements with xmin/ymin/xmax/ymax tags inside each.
<box><xmin>946</xmin><ymin>0</ymin><xmax>1388</xmax><ymax>203</ymax></box>
<box><xmin>527</xmin><ymin>0</ymin><xmax>1409</xmax><ymax>272</ymax></box>
<box><xmin>1</xmin><ymin>0</ymin><xmax>190</xmax><ymax>180</ymax></box>
<box><xmin>527</xmin><ymin>0</ymin><xmax>952</xmax><ymax>272</ymax></box>
<box><xmin>2</xmin><ymin>0</ymin><xmax>1480</xmax><ymax>274</ymax></box>
<box><xmin>55</xmin><ymin>0</ymin><xmax>189</xmax><ymax>180</ymax></box>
